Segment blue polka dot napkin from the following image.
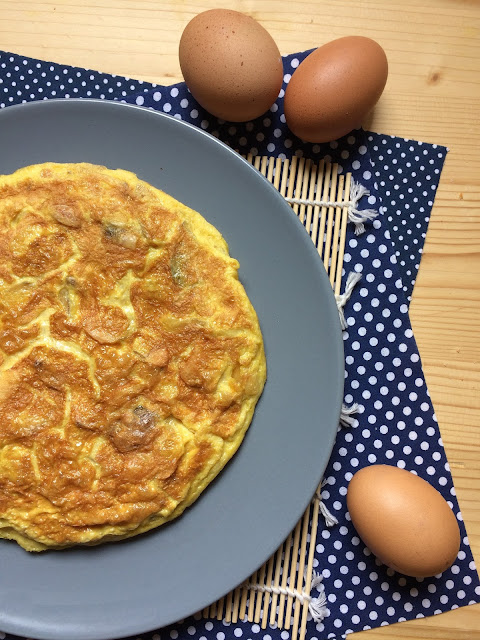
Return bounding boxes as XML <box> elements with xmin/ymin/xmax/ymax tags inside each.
<box><xmin>1</xmin><ymin>48</ymin><xmax>479</xmax><ymax>640</ymax></box>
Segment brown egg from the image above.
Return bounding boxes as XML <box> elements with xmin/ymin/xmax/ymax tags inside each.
<box><xmin>179</xmin><ymin>9</ymin><xmax>283</xmax><ymax>122</ymax></box>
<box><xmin>347</xmin><ymin>464</ymin><xmax>460</xmax><ymax>578</ymax></box>
<box><xmin>284</xmin><ymin>36</ymin><xmax>388</xmax><ymax>143</ymax></box>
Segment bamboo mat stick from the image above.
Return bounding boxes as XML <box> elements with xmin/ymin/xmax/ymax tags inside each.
<box><xmin>266</xmin><ymin>156</ymin><xmax>275</xmax><ymax>184</ymax></box>
<box><xmin>273</xmin><ymin>157</ymin><xmax>282</xmax><ymax>191</ymax></box>
<box><xmin>298</xmin><ymin>159</ymin><xmax>312</xmax><ymax>224</ymax></box>
<box><xmin>254</xmin><ymin>561</ymin><xmax>267</xmax><ymax>623</ymax></box>
<box><xmin>261</xmin><ymin>554</ymin><xmax>275</xmax><ymax>628</ymax></box>
<box><xmin>276</xmin><ymin>532</ymin><xmax>293</xmax><ymax>628</ymax></box>
<box><xmin>323</xmin><ymin>163</ymin><xmax>338</xmax><ymax>272</ymax></box>
<box><xmin>215</xmin><ymin>597</ymin><xmax>223</xmax><ymax>621</ymax></box>
<box><xmin>300</xmin><ymin>493</ymin><xmax>321</xmax><ymax>640</ymax></box>
<box><xmin>286</xmin><ymin>156</ymin><xmax>297</xmax><ymax>203</ymax></box>
<box><xmin>260</xmin><ymin>155</ymin><xmax>268</xmax><ymax>175</ymax></box>
<box><xmin>284</xmin><ymin>516</ymin><xmax>302</xmax><ymax>628</ymax></box>
<box><xmin>317</xmin><ymin>162</ymin><xmax>332</xmax><ymax>261</ymax></box>
<box><xmin>304</xmin><ymin>161</ymin><xmax>317</xmax><ymax>234</ymax></box>
<box><xmin>239</xmin><ymin>580</ymin><xmax>249</xmax><ymax>621</ymax></box>
<box><xmin>292</xmin><ymin>156</ymin><xmax>305</xmax><ymax>219</ymax></box>
<box><xmin>269</xmin><ymin>547</ymin><xmax>284</xmax><ymax>626</ymax></box>
<box><xmin>231</xmin><ymin>586</ymin><xmax>241</xmax><ymax>624</ymax></box>
<box><xmin>208</xmin><ymin>597</ymin><xmax>216</xmax><ymax>619</ymax></box>
<box><xmin>311</xmin><ymin>160</ymin><xmax>325</xmax><ymax>247</ymax></box>
<box><xmin>279</xmin><ymin>157</ymin><xmax>290</xmax><ymax>199</ymax></box>
<box><xmin>291</xmin><ymin>505</ymin><xmax>312</xmax><ymax>640</ymax></box>
<box><xmin>247</xmin><ymin>570</ymin><xmax>258</xmax><ymax>622</ymax></box>
<box><xmin>224</xmin><ymin>589</ymin><xmax>233</xmax><ymax>623</ymax></box>
<box><xmin>329</xmin><ymin>174</ymin><xmax>345</xmax><ymax>288</ymax></box>
<box><xmin>336</xmin><ymin>172</ymin><xmax>352</xmax><ymax>296</ymax></box>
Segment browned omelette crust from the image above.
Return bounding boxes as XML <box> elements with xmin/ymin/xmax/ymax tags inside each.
<box><xmin>0</xmin><ymin>163</ymin><xmax>266</xmax><ymax>551</ymax></box>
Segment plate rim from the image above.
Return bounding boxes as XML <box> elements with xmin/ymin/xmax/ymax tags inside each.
<box><xmin>0</xmin><ymin>98</ymin><xmax>344</xmax><ymax>639</ymax></box>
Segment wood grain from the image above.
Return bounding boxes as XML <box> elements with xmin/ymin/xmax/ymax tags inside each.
<box><xmin>1</xmin><ymin>1</ymin><xmax>480</xmax><ymax>638</ymax></box>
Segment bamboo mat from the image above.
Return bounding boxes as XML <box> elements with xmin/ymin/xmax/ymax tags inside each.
<box><xmin>202</xmin><ymin>156</ymin><xmax>352</xmax><ymax>640</ymax></box>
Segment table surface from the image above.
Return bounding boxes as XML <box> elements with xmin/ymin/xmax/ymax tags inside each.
<box><xmin>2</xmin><ymin>0</ymin><xmax>480</xmax><ymax>638</ymax></box>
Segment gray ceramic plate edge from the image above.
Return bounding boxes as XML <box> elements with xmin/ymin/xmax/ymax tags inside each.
<box><xmin>0</xmin><ymin>99</ymin><xmax>344</xmax><ymax>640</ymax></box>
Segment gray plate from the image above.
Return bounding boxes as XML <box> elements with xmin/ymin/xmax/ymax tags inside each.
<box><xmin>0</xmin><ymin>99</ymin><xmax>343</xmax><ymax>640</ymax></box>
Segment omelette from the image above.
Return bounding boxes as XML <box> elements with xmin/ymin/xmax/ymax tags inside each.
<box><xmin>0</xmin><ymin>162</ymin><xmax>266</xmax><ymax>551</ymax></box>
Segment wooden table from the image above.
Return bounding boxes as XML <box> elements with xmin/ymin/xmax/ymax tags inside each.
<box><xmin>2</xmin><ymin>1</ymin><xmax>480</xmax><ymax>638</ymax></box>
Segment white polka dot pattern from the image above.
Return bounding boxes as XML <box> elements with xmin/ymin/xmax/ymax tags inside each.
<box><xmin>0</xmin><ymin>48</ymin><xmax>478</xmax><ymax>640</ymax></box>
<box><xmin>0</xmin><ymin>52</ymin><xmax>155</xmax><ymax>105</ymax></box>
<box><xmin>367</xmin><ymin>132</ymin><xmax>446</xmax><ymax>301</ymax></box>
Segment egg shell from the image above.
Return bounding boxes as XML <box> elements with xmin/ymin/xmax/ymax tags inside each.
<box><xmin>179</xmin><ymin>9</ymin><xmax>283</xmax><ymax>122</ymax></box>
<box><xmin>347</xmin><ymin>464</ymin><xmax>460</xmax><ymax>578</ymax></box>
<box><xmin>284</xmin><ymin>36</ymin><xmax>388</xmax><ymax>143</ymax></box>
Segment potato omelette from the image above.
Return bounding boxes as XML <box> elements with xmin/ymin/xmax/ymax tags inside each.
<box><xmin>0</xmin><ymin>162</ymin><xmax>266</xmax><ymax>551</ymax></box>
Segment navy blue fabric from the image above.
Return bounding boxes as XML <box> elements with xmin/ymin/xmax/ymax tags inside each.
<box><xmin>0</xmin><ymin>49</ymin><xmax>478</xmax><ymax>640</ymax></box>
<box><xmin>366</xmin><ymin>132</ymin><xmax>446</xmax><ymax>302</ymax></box>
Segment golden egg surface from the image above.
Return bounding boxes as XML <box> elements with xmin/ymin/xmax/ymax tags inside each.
<box><xmin>0</xmin><ymin>162</ymin><xmax>266</xmax><ymax>551</ymax></box>
<box><xmin>347</xmin><ymin>464</ymin><xmax>460</xmax><ymax>577</ymax></box>
<box><xmin>179</xmin><ymin>9</ymin><xmax>283</xmax><ymax>122</ymax></box>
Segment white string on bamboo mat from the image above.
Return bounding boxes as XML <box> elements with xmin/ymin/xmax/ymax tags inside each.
<box><xmin>336</xmin><ymin>271</ymin><xmax>362</xmax><ymax>330</ymax></box>
<box><xmin>285</xmin><ymin>178</ymin><xmax>378</xmax><ymax>235</ymax></box>
<box><xmin>340</xmin><ymin>402</ymin><xmax>360</xmax><ymax>428</ymax></box>
<box><xmin>245</xmin><ymin>571</ymin><xmax>328</xmax><ymax>625</ymax></box>
<box><xmin>315</xmin><ymin>484</ymin><xmax>339</xmax><ymax>528</ymax></box>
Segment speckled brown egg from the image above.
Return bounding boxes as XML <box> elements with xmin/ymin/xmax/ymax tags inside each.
<box><xmin>347</xmin><ymin>465</ymin><xmax>460</xmax><ymax>578</ymax></box>
<box><xmin>284</xmin><ymin>36</ymin><xmax>388</xmax><ymax>143</ymax></box>
<box><xmin>179</xmin><ymin>9</ymin><xmax>283</xmax><ymax>122</ymax></box>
